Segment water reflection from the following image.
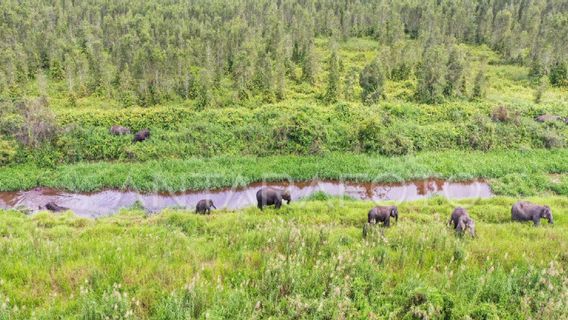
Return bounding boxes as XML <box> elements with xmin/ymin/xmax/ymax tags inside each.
<box><xmin>0</xmin><ymin>179</ymin><xmax>492</xmax><ymax>217</ymax></box>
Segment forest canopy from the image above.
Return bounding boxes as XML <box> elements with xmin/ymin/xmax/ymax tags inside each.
<box><xmin>1</xmin><ymin>0</ymin><xmax>568</xmax><ymax>107</ymax></box>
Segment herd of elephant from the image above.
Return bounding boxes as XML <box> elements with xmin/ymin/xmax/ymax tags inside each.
<box><xmin>193</xmin><ymin>187</ymin><xmax>554</xmax><ymax>238</ymax></box>
<box><xmin>366</xmin><ymin>200</ymin><xmax>553</xmax><ymax>237</ymax></box>
<box><xmin>41</xmin><ymin>186</ymin><xmax>554</xmax><ymax>236</ymax></box>
<box><xmin>110</xmin><ymin>125</ymin><xmax>150</xmax><ymax>143</ymax></box>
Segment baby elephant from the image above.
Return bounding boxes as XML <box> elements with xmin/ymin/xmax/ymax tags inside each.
<box><xmin>45</xmin><ymin>202</ymin><xmax>68</xmax><ymax>212</ymax></box>
<box><xmin>133</xmin><ymin>128</ymin><xmax>150</xmax><ymax>143</ymax></box>
<box><xmin>109</xmin><ymin>125</ymin><xmax>131</xmax><ymax>135</ymax></box>
<box><xmin>512</xmin><ymin>201</ymin><xmax>553</xmax><ymax>226</ymax></box>
<box><xmin>195</xmin><ymin>199</ymin><xmax>216</xmax><ymax>215</ymax></box>
<box><xmin>256</xmin><ymin>187</ymin><xmax>291</xmax><ymax>210</ymax></box>
<box><xmin>448</xmin><ymin>207</ymin><xmax>475</xmax><ymax>237</ymax></box>
<box><xmin>368</xmin><ymin>205</ymin><xmax>398</xmax><ymax>227</ymax></box>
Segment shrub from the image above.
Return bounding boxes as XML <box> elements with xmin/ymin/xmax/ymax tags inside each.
<box><xmin>0</xmin><ymin>138</ymin><xmax>17</xmax><ymax>165</ymax></box>
<box><xmin>540</xmin><ymin>130</ymin><xmax>566</xmax><ymax>149</ymax></box>
<box><xmin>5</xmin><ymin>97</ymin><xmax>59</xmax><ymax>148</ymax></box>
<box><xmin>491</xmin><ymin>105</ymin><xmax>518</xmax><ymax>123</ymax></box>
<box><xmin>549</xmin><ymin>61</ymin><xmax>568</xmax><ymax>87</ymax></box>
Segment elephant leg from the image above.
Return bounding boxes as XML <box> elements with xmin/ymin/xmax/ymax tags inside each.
<box><xmin>533</xmin><ymin>216</ymin><xmax>540</xmax><ymax>226</ymax></box>
<box><xmin>275</xmin><ymin>200</ymin><xmax>282</xmax><ymax>209</ymax></box>
<box><xmin>258</xmin><ymin>203</ymin><xmax>264</xmax><ymax>211</ymax></box>
<box><xmin>384</xmin><ymin>218</ymin><xmax>390</xmax><ymax>227</ymax></box>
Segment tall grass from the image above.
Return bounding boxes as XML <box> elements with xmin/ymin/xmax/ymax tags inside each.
<box><xmin>0</xmin><ymin>150</ymin><xmax>567</xmax><ymax>194</ymax></box>
<box><xmin>0</xmin><ymin>196</ymin><xmax>566</xmax><ymax>318</ymax></box>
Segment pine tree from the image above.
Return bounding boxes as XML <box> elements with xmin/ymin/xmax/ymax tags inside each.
<box><xmin>359</xmin><ymin>59</ymin><xmax>385</xmax><ymax>105</ymax></box>
<box><xmin>444</xmin><ymin>46</ymin><xmax>466</xmax><ymax>97</ymax></box>
<box><xmin>415</xmin><ymin>45</ymin><xmax>447</xmax><ymax>103</ymax></box>
<box><xmin>343</xmin><ymin>68</ymin><xmax>357</xmax><ymax>101</ymax></box>
<box><xmin>472</xmin><ymin>68</ymin><xmax>487</xmax><ymax>99</ymax></box>
<box><xmin>324</xmin><ymin>42</ymin><xmax>340</xmax><ymax>103</ymax></box>
<box><xmin>301</xmin><ymin>44</ymin><xmax>317</xmax><ymax>85</ymax></box>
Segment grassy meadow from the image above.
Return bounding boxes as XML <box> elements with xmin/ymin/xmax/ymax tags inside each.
<box><xmin>0</xmin><ymin>196</ymin><xmax>567</xmax><ymax>319</ymax></box>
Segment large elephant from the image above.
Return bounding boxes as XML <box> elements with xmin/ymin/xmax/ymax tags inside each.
<box><xmin>196</xmin><ymin>199</ymin><xmax>216</xmax><ymax>215</ymax></box>
<box><xmin>45</xmin><ymin>202</ymin><xmax>68</xmax><ymax>212</ymax></box>
<box><xmin>133</xmin><ymin>128</ymin><xmax>150</xmax><ymax>143</ymax></box>
<box><xmin>256</xmin><ymin>187</ymin><xmax>291</xmax><ymax>210</ymax></box>
<box><xmin>367</xmin><ymin>205</ymin><xmax>398</xmax><ymax>227</ymax></box>
<box><xmin>109</xmin><ymin>125</ymin><xmax>131</xmax><ymax>135</ymax></box>
<box><xmin>448</xmin><ymin>207</ymin><xmax>475</xmax><ymax>237</ymax></box>
<box><xmin>535</xmin><ymin>114</ymin><xmax>561</xmax><ymax>122</ymax></box>
<box><xmin>512</xmin><ymin>201</ymin><xmax>553</xmax><ymax>226</ymax></box>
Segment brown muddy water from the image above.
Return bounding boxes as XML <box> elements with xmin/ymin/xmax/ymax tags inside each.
<box><xmin>0</xmin><ymin>179</ymin><xmax>492</xmax><ymax>217</ymax></box>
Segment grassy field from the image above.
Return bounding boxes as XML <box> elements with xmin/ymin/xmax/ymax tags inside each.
<box><xmin>1</xmin><ymin>150</ymin><xmax>567</xmax><ymax>196</ymax></box>
<box><xmin>0</xmin><ymin>196</ymin><xmax>566</xmax><ymax>319</ymax></box>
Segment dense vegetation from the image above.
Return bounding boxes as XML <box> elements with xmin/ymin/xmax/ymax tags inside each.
<box><xmin>0</xmin><ymin>197</ymin><xmax>567</xmax><ymax>319</ymax></box>
<box><xmin>0</xmin><ymin>1</ymin><xmax>567</xmax><ymax>174</ymax></box>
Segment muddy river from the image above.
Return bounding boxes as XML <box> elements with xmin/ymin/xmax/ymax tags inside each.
<box><xmin>0</xmin><ymin>179</ymin><xmax>492</xmax><ymax>217</ymax></box>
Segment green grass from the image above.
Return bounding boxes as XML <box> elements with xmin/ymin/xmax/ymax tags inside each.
<box><xmin>0</xmin><ymin>196</ymin><xmax>567</xmax><ymax>318</ymax></box>
<box><xmin>1</xmin><ymin>150</ymin><xmax>567</xmax><ymax>195</ymax></box>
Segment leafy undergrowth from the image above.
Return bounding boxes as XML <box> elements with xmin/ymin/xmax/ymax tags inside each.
<box><xmin>0</xmin><ymin>196</ymin><xmax>567</xmax><ymax>319</ymax></box>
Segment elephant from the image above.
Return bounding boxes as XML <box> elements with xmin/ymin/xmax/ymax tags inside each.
<box><xmin>109</xmin><ymin>125</ymin><xmax>131</xmax><ymax>135</ymax></box>
<box><xmin>45</xmin><ymin>202</ymin><xmax>68</xmax><ymax>212</ymax></box>
<box><xmin>535</xmin><ymin>114</ymin><xmax>561</xmax><ymax>122</ymax></box>
<box><xmin>448</xmin><ymin>207</ymin><xmax>475</xmax><ymax>237</ymax></box>
<box><xmin>133</xmin><ymin>128</ymin><xmax>150</xmax><ymax>143</ymax></box>
<box><xmin>256</xmin><ymin>187</ymin><xmax>291</xmax><ymax>210</ymax></box>
<box><xmin>367</xmin><ymin>205</ymin><xmax>398</xmax><ymax>227</ymax></box>
<box><xmin>511</xmin><ymin>201</ymin><xmax>553</xmax><ymax>226</ymax></box>
<box><xmin>196</xmin><ymin>199</ymin><xmax>216</xmax><ymax>214</ymax></box>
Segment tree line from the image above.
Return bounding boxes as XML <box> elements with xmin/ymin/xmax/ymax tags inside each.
<box><xmin>1</xmin><ymin>0</ymin><xmax>567</xmax><ymax>107</ymax></box>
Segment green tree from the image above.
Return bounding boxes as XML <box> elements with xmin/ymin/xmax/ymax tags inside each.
<box><xmin>343</xmin><ymin>68</ymin><xmax>358</xmax><ymax>101</ymax></box>
<box><xmin>472</xmin><ymin>68</ymin><xmax>487</xmax><ymax>99</ymax></box>
<box><xmin>324</xmin><ymin>43</ymin><xmax>340</xmax><ymax>103</ymax></box>
<box><xmin>549</xmin><ymin>62</ymin><xmax>568</xmax><ymax>87</ymax></box>
<box><xmin>359</xmin><ymin>59</ymin><xmax>385</xmax><ymax>105</ymax></box>
<box><xmin>444</xmin><ymin>46</ymin><xmax>466</xmax><ymax>97</ymax></box>
<box><xmin>416</xmin><ymin>45</ymin><xmax>447</xmax><ymax>103</ymax></box>
<box><xmin>301</xmin><ymin>44</ymin><xmax>317</xmax><ymax>85</ymax></box>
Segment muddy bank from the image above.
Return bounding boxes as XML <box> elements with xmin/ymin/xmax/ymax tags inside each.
<box><xmin>0</xmin><ymin>179</ymin><xmax>492</xmax><ymax>217</ymax></box>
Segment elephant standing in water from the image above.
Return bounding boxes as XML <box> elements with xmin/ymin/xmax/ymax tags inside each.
<box><xmin>448</xmin><ymin>207</ymin><xmax>475</xmax><ymax>237</ymax></box>
<box><xmin>45</xmin><ymin>202</ymin><xmax>68</xmax><ymax>212</ymax></box>
<box><xmin>256</xmin><ymin>187</ymin><xmax>291</xmax><ymax>210</ymax></box>
<box><xmin>367</xmin><ymin>206</ymin><xmax>398</xmax><ymax>227</ymax></box>
<box><xmin>512</xmin><ymin>201</ymin><xmax>553</xmax><ymax>226</ymax></box>
<box><xmin>195</xmin><ymin>199</ymin><xmax>216</xmax><ymax>215</ymax></box>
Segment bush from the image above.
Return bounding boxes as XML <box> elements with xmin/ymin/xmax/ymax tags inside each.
<box><xmin>0</xmin><ymin>138</ymin><xmax>17</xmax><ymax>165</ymax></box>
<box><xmin>541</xmin><ymin>130</ymin><xmax>566</xmax><ymax>149</ymax></box>
<box><xmin>2</xmin><ymin>97</ymin><xmax>58</xmax><ymax>148</ymax></box>
<box><xmin>491</xmin><ymin>105</ymin><xmax>518</xmax><ymax>123</ymax></box>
